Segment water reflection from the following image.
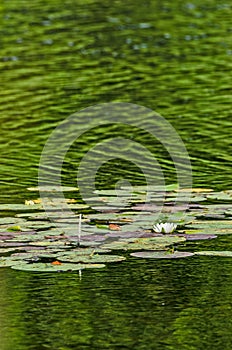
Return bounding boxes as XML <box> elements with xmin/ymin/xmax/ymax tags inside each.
<box><xmin>1</xmin><ymin>0</ymin><xmax>232</xmax><ymax>202</ymax></box>
<box><xmin>1</xmin><ymin>257</ymin><xmax>232</xmax><ymax>349</ymax></box>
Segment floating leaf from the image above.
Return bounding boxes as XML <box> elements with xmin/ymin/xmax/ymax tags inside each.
<box><xmin>70</xmin><ymin>235</ymin><xmax>107</xmax><ymax>242</ymax></box>
<box><xmin>0</xmin><ymin>247</ymin><xmax>20</xmax><ymax>253</ymax></box>
<box><xmin>0</xmin><ymin>217</ymin><xmax>27</xmax><ymax>225</ymax></box>
<box><xmin>0</xmin><ymin>242</ymin><xmax>29</xmax><ymax>247</ymax></box>
<box><xmin>101</xmin><ymin>235</ymin><xmax>185</xmax><ymax>251</ymax></box>
<box><xmin>166</xmin><ymin>195</ymin><xmax>206</xmax><ymax>203</ymax></box>
<box><xmin>130</xmin><ymin>251</ymin><xmax>194</xmax><ymax>259</ymax></box>
<box><xmin>176</xmin><ymin>188</ymin><xmax>213</xmax><ymax>193</ymax></box>
<box><xmin>186</xmin><ymin>221</ymin><xmax>232</xmax><ymax>229</ymax></box>
<box><xmin>176</xmin><ymin>234</ymin><xmax>217</xmax><ymax>240</ymax></box>
<box><xmin>27</xmin><ymin>186</ymin><xmax>79</xmax><ymax>192</ymax></box>
<box><xmin>105</xmin><ymin>231</ymin><xmax>153</xmax><ymax>239</ymax></box>
<box><xmin>196</xmin><ymin>214</ymin><xmax>226</xmax><ymax>220</ymax></box>
<box><xmin>206</xmin><ymin>192</ymin><xmax>232</xmax><ymax>201</ymax></box>
<box><xmin>11</xmin><ymin>251</ymin><xmax>57</xmax><ymax>259</ymax></box>
<box><xmin>28</xmin><ymin>241</ymin><xmax>72</xmax><ymax>248</ymax></box>
<box><xmin>57</xmin><ymin>253</ymin><xmax>126</xmax><ymax>264</ymax></box>
<box><xmin>184</xmin><ymin>228</ymin><xmax>232</xmax><ymax>235</ymax></box>
<box><xmin>7</xmin><ymin>225</ymin><xmax>23</xmax><ymax>232</ymax></box>
<box><xmin>195</xmin><ymin>251</ymin><xmax>232</xmax><ymax>257</ymax></box>
<box><xmin>11</xmin><ymin>262</ymin><xmax>105</xmax><ymax>272</ymax></box>
<box><xmin>0</xmin><ymin>257</ymin><xmax>23</xmax><ymax>267</ymax></box>
<box><xmin>67</xmin><ymin>248</ymin><xmax>111</xmax><ymax>254</ymax></box>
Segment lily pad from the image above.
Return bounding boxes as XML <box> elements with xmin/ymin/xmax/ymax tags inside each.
<box><xmin>0</xmin><ymin>204</ymin><xmax>43</xmax><ymax>211</ymax></box>
<box><xmin>176</xmin><ymin>188</ymin><xmax>213</xmax><ymax>193</ymax></box>
<box><xmin>57</xmin><ymin>253</ymin><xmax>126</xmax><ymax>264</ymax></box>
<box><xmin>0</xmin><ymin>247</ymin><xmax>20</xmax><ymax>253</ymax></box>
<box><xmin>206</xmin><ymin>192</ymin><xmax>232</xmax><ymax>201</ymax></box>
<box><xmin>28</xmin><ymin>241</ymin><xmax>72</xmax><ymax>248</ymax></box>
<box><xmin>130</xmin><ymin>251</ymin><xmax>194</xmax><ymax>259</ymax></box>
<box><xmin>105</xmin><ymin>231</ymin><xmax>155</xmax><ymax>239</ymax></box>
<box><xmin>186</xmin><ymin>221</ymin><xmax>232</xmax><ymax>229</ymax></box>
<box><xmin>0</xmin><ymin>217</ymin><xmax>27</xmax><ymax>225</ymax></box>
<box><xmin>165</xmin><ymin>195</ymin><xmax>206</xmax><ymax>203</ymax></box>
<box><xmin>70</xmin><ymin>235</ymin><xmax>107</xmax><ymax>242</ymax></box>
<box><xmin>121</xmin><ymin>184</ymin><xmax>179</xmax><ymax>192</ymax></box>
<box><xmin>195</xmin><ymin>251</ymin><xmax>232</xmax><ymax>257</ymax></box>
<box><xmin>68</xmin><ymin>247</ymin><xmax>111</xmax><ymax>254</ymax></box>
<box><xmin>0</xmin><ymin>242</ymin><xmax>29</xmax><ymax>247</ymax></box>
<box><xmin>0</xmin><ymin>257</ymin><xmax>23</xmax><ymax>267</ymax></box>
<box><xmin>101</xmin><ymin>235</ymin><xmax>186</xmax><ymax>251</ymax></box>
<box><xmin>27</xmin><ymin>186</ymin><xmax>79</xmax><ymax>192</ymax></box>
<box><xmin>184</xmin><ymin>228</ymin><xmax>232</xmax><ymax>235</ymax></box>
<box><xmin>11</xmin><ymin>251</ymin><xmax>58</xmax><ymax>259</ymax></box>
<box><xmin>176</xmin><ymin>234</ymin><xmax>217</xmax><ymax>240</ymax></box>
<box><xmin>10</xmin><ymin>262</ymin><xmax>105</xmax><ymax>272</ymax></box>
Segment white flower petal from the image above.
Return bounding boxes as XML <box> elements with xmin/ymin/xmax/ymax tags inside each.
<box><xmin>153</xmin><ymin>222</ymin><xmax>177</xmax><ymax>233</ymax></box>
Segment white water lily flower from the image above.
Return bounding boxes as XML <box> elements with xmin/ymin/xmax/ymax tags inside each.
<box><xmin>153</xmin><ymin>222</ymin><xmax>177</xmax><ymax>234</ymax></box>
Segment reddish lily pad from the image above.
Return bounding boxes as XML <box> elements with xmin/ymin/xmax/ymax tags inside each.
<box><xmin>27</xmin><ymin>186</ymin><xmax>79</xmax><ymax>192</ymax></box>
<box><xmin>175</xmin><ymin>234</ymin><xmax>217</xmax><ymax>240</ymax></box>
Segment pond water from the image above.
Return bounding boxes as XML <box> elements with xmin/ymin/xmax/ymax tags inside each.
<box><xmin>1</xmin><ymin>0</ymin><xmax>232</xmax><ymax>349</ymax></box>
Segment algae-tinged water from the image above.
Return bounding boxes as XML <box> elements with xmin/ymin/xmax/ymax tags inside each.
<box><xmin>1</xmin><ymin>1</ymin><xmax>232</xmax><ymax>349</ymax></box>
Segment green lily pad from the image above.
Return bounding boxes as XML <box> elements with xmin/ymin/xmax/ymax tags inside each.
<box><xmin>9</xmin><ymin>234</ymin><xmax>41</xmax><ymax>242</ymax></box>
<box><xmin>0</xmin><ymin>257</ymin><xmax>22</xmax><ymax>267</ymax></box>
<box><xmin>70</xmin><ymin>247</ymin><xmax>112</xmax><ymax>254</ymax></box>
<box><xmin>57</xmin><ymin>253</ymin><xmax>126</xmax><ymax>263</ymax></box>
<box><xmin>0</xmin><ymin>217</ymin><xmax>27</xmax><ymax>225</ymax></box>
<box><xmin>196</xmin><ymin>214</ymin><xmax>226</xmax><ymax>220</ymax></box>
<box><xmin>11</xmin><ymin>251</ymin><xmax>58</xmax><ymax>259</ymax></box>
<box><xmin>165</xmin><ymin>195</ymin><xmax>206</xmax><ymax>203</ymax></box>
<box><xmin>6</xmin><ymin>225</ymin><xmax>24</xmax><ymax>232</ymax></box>
<box><xmin>28</xmin><ymin>241</ymin><xmax>72</xmax><ymax>247</ymax></box>
<box><xmin>184</xmin><ymin>228</ymin><xmax>232</xmax><ymax>235</ymax></box>
<box><xmin>15</xmin><ymin>212</ymin><xmax>49</xmax><ymax>219</ymax></box>
<box><xmin>186</xmin><ymin>221</ymin><xmax>232</xmax><ymax>229</ymax></box>
<box><xmin>206</xmin><ymin>192</ymin><xmax>232</xmax><ymax>201</ymax></box>
<box><xmin>0</xmin><ymin>204</ymin><xmax>43</xmax><ymax>211</ymax></box>
<box><xmin>121</xmin><ymin>184</ymin><xmax>178</xmax><ymax>192</ymax></box>
<box><xmin>130</xmin><ymin>251</ymin><xmax>194</xmax><ymax>259</ymax></box>
<box><xmin>10</xmin><ymin>262</ymin><xmax>105</xmax><ymax>272</ymax></box>
<box><xmin>195</xmin><ymin>251</ymin><xmax>232</xmax><ymax>257</ymax></box>
<box><xmin>101</xmin><ymin>235</ymin><xmax>186</xmax><ymax>251</ymax></box>
<box><xmin>0</xmin><ymin>247</ymin><xmax>20</xmax><ymax>253</ymax></box>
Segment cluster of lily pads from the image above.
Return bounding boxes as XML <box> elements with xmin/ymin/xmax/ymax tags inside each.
<box><xmin>1</xmin><ymin>185</ymin><xmax>232</xmax><ymax>272</ymax></box>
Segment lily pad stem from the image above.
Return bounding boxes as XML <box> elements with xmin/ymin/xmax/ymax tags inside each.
<box><xmin>78</xmin><ymin>214</ymin><xmax>82</xmax><ymax>246</ymax></box>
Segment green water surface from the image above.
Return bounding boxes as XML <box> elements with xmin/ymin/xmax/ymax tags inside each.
<box><xmin>1</xmin><ymin>0</ymin><xmax>232</xmax><ymax>349</ymax></box>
